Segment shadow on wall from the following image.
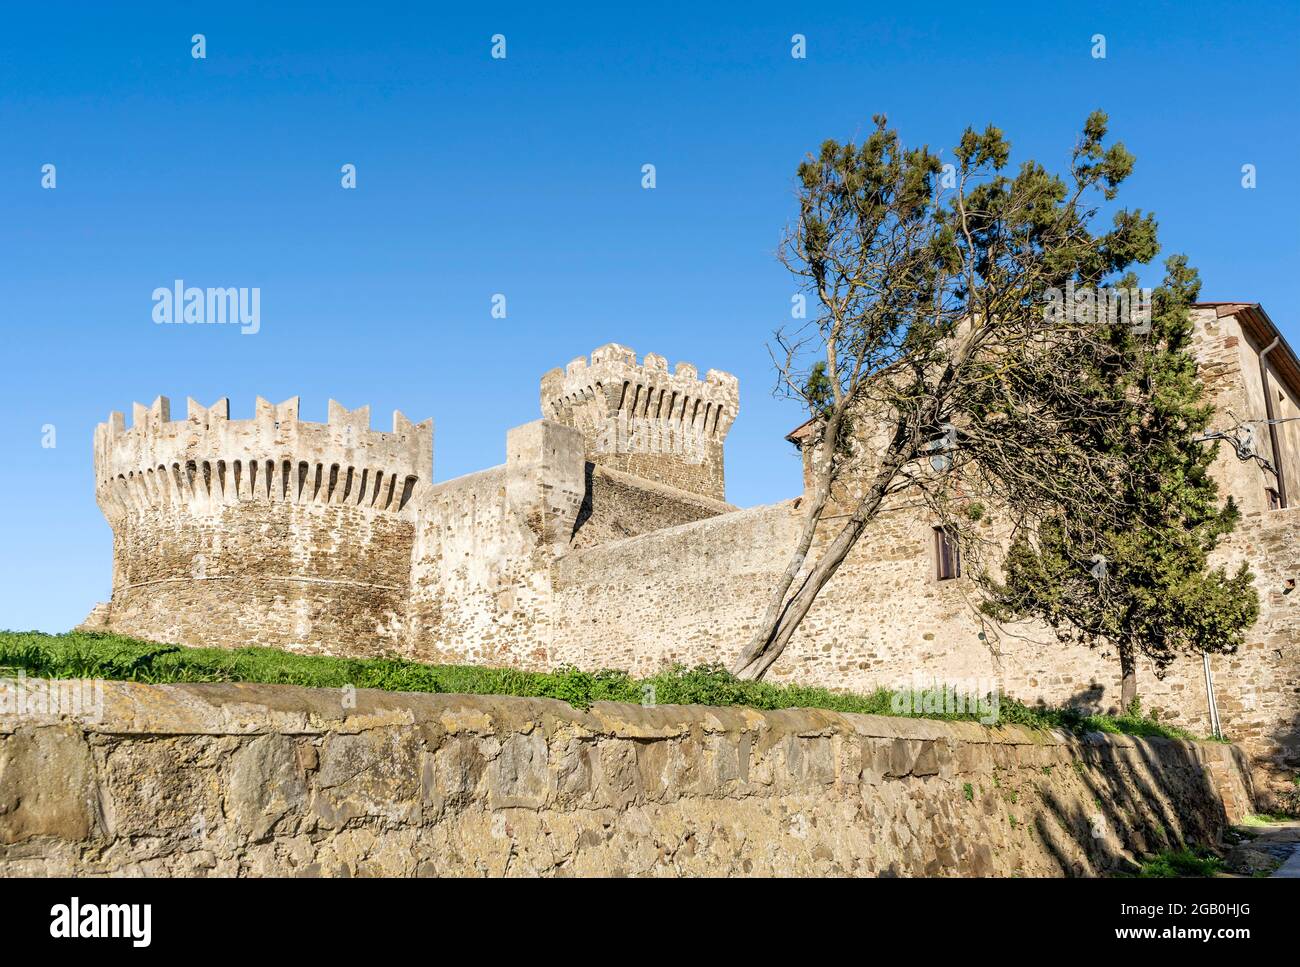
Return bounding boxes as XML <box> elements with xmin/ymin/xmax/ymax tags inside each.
<box><xmin>1062</xmin><ymin>683</ymin><xmax>1108</xmax><ymax>716</ymax></box>
<box><xmin>1046</xmin><ymin>665</ymin><xmax>1299</xmax><ymax>808</ymax></box>
<box><xmin>1031</xmin><ymin>738</ymin><xmax>1248</xmax><ymax>876</ymax></box>
<box><xmin>1264</xmin><ymin>709</ymin><xmax>1300</xmax><ymax>811</ymax></box>
<box><xmin>572</xmin><ymin>462</ymin><xmax>597</xmax><ymax>539</ymax></box>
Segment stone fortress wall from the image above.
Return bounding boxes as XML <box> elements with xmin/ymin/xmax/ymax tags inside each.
<box><xmin>83</xmin><ymin>310</ymin><xmax>1300</xmax><ymax>798</ymax></box>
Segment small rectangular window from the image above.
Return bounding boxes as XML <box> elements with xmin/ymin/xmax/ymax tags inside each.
<box><xmin>935</xmin><ymin>526</ymin><xmax>961</xmax><ymax>580</ymax></box>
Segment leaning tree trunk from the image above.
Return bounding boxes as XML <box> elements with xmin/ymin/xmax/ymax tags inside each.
<box><xmin>728</xmin><ymin>486</ymin><xmax>828</xmax><ymax>679</ymax></box>
<box><xmin>731</xmin><ymin>444</ymin><xmax>908</xmax><ymax>680</ymax></box>
<box><xmin>1118</xmin><ymin>647</ymin><xmax>1138</xmax><ymax>713</ymax></box>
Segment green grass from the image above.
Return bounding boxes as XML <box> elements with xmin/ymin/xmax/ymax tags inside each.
<box><xmin>995</xmin><ymin>696</ymin><xmax>1198</xmax><ymax>741</ymax></box>
<box><xmin>1240</xmin><ymin>812</ymin><xmax>1299</xmax><ymax>826</ymax></box>
<box><xmin>1131</xmin><ymin>848</ymin><xmax>1225</xmax><ymax>878</ymax></box>
<box><xmin>0</xmin><ymin>629</ymin><xmax>1202</xmax><ymax>739</ymax></box>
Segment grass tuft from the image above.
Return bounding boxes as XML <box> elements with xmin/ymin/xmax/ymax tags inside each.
<box><xmin>1131</xmin><ymin>848</ymin><xmax>1224</xmax><ymax>878</ymax></box>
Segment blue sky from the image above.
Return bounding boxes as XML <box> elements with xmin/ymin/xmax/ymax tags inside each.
<box><xmin>2</xmin><ymin>1</ymin><xmax>1297</xmax><ymax>631</ymax></box>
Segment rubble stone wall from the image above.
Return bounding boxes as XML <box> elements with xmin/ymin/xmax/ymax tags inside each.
<box><xmin>0</xmin><ymin>682</ymin><xmax>1255</xmax><ymax>877</ymax></box>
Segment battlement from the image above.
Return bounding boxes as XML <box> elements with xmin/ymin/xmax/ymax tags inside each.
<box><xmin>539</xmin><ymin>343</ymin><xmax>738</xmax><ymax>500</ymax></box>
<box><xmin>541</xmin><ymin>342</ymin><xmax>738</xmax><ymax>433</ymax></box>
<box><xmin>93</xmin><ymin>395</ymin><xmax>433</xmax><ymax>519</ymax></box>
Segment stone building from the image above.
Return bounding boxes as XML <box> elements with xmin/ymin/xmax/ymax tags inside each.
<box><xmin>82</xmin><ymin>304</ymin><xmax>1300</xmax><ymax>797</ymax></box>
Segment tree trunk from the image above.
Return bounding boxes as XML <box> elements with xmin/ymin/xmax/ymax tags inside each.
<box><xmin>728</xmin><ymin>486</ymin><xmax>828</xmax><ymax>678</ymax></box>
<box><xmin>732</xmin><ymin>442</ymin><xmax>908</xmax><ymax>680</ymax></box>
<box><xmin>733</xmin><ymin>508</ymin><xmax>873</xmax><ymax>679</ymax></box>
<box><xmin>1119</xmin><ymin>648</ymin><xmax>1138</xmax><ymax>713</ymax></box>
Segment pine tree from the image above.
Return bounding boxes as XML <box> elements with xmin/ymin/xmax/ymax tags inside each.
<box><xmin>980</xmin><ymin>256</ymin><xmax>1259</xmax><ymax>710</ymax></box>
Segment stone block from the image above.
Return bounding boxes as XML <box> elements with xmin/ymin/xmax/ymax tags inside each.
<box><xmin>313</xmin><ymin>729</ymin><xmax>420</xmax><ymax>828</ymax></box>
<box><xmin>227</xmin><ymin>734</ymin><xmax>308</xmax><ymax>841</ymax></box>
<box><xmin>0</xmin><ymin>725</ymin><xmax>98</xmax><ymax>844</ymax></box>
<box><xmin>488</xmin><ymin>730</ymin><xmax>550</xmax><ymax>809</ymax></box>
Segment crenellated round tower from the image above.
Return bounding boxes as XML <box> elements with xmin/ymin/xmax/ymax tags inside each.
<box><xmin>86</xmin><ymin>394</ymin><xmax>433</xmax><ymax>655</ymax></box>
<box><xmin>540</xmin><ymin>343</ymin><xmax>738</xmax><ymax>500</ymax></box>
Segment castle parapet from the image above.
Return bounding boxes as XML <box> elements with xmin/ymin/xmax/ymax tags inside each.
<box><xmin>93</xmin><ymin>395</ymin><xmax>433</xmax><ymax>521</ymax></box>
<box><xmin>540</xmin><ymin>343</ymin><xmax>738</xmax><ymax>500</ymax></box>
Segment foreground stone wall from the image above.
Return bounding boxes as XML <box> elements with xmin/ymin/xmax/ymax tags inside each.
<box><xmin>0</xmin><ymin>682</ymin><xmax>1254</xmax><ymax>877</ymax></box>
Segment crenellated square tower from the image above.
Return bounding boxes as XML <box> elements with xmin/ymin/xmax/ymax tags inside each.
<box><xmin>539</xmin><ymin>342</ymin><xmax>739</xmax><ymax>501</ymax></box>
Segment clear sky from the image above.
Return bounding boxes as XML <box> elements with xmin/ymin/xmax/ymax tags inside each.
<box><xmin>2</xmin><ymin>1</ymin><xmax>1297</xmax><ymax>631</ymax></box>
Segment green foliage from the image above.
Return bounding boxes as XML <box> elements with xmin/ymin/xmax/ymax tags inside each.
<box><xmin>1241</xmin><ymin>811</ymin><xmax>1300</xmax><ymax>825</ymax></box>
<box><xmin>1132</xmin><ymin>848</ymin><xmax>1224</xmax><ymax>878</ymax></box>
<box><xmin>0</xmin><ymin>630</ymin><xmax>900</xmax><ymax>715</ymax></box>
<box><xmin>992</xmin><ymin>694</ymin><xmax>1196</xmax><ymax>740</ymax></box>
<box><xmin>754</xmin><ymin>109</ymin><xmax>1255</xmax><ymax>685</ymax></box>
<box><xmin>802</xmin><ymin>361</ymin><xmax>835</xmax><ymax>419</ymax></box>
<box><xmin>963</xmin><ymin>782</ymin><xmax>974</xmax><ymax>802</ymax></box>
<box><xmin>980</xmin><ymin>252</ymin><xmax>1260</xmax><ymax>692</ymax></box>
<box><xmin>0</xmin><ymin>630</ymin><xmax>1206</xmax><ymax>740</ymax></box>
<box><xmin>786</xmin><ymin>111</ymin><xmax>1257</xmax><ymax>695</ymax></box>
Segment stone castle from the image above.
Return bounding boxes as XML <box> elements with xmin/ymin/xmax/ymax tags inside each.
<box><xmin>82</xmin><ymin>305</ymin><xmax>1300</xmax><ymax>797</ymax></box>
